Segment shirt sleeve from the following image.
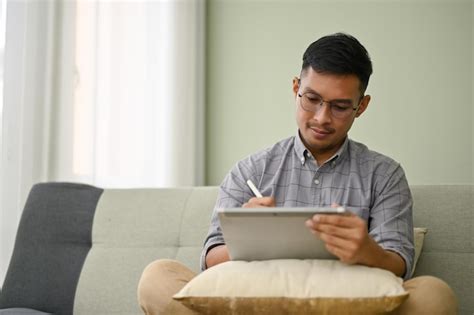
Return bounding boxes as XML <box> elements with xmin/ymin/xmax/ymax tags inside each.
<box><xmin>369</xmin><ymin>162</ymin><xmax>415</xmax><ymax>280</ymax></box>
<box><xmin>199</xmin><ymin>159</ymin><xmax>259</xmax><ymax>271</ymax></box>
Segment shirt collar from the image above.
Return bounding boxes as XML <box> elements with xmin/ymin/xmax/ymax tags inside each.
<box><xmin>294</xmin><ymin>130</ymin><xmax>349</xmax><ymax>167</ymax></box>
<box><xmin>294</xmin><ymin>131</ymin><xmax>308</xmax><ymax>165</ymax></box>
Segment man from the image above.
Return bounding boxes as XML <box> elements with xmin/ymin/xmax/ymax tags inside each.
<box><xmin>203</xmin><ymin>33</ymin><xmax>409</xmax><ymax>278</ymax></box>
<box><xmin>138</xmin><ymin>33</ymin><xmax>457</xmax><ymax>315</ymax></box>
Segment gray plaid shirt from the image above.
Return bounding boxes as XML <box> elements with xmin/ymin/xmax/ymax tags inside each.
<box><xmin>201</xmin><ymin>133</ymin><xmax>414</xmax><ymax>279</ymax></box>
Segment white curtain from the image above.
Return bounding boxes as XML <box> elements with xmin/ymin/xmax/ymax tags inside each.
<box><xmin>0</xmin><ymin>0</ymin><xmax>204</xmax><ymax>284</ymax></box>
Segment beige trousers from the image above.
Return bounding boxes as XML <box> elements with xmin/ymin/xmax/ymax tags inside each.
<box><xmin>137</xmin><ymin>259</ymin><xmax>458</xmax><ymax>315</ymax></box>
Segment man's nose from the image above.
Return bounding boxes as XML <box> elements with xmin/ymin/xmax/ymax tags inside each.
<box><xmin>313</xmin><ymin>102</ymin><xmax>332</xmax><ymax>123</ymax></box>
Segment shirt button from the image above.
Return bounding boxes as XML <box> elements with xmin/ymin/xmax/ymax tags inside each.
<box><xmin>314</xmin><ymin>179</ymin><xmax>320</xmax><ymax>185</ymax></box>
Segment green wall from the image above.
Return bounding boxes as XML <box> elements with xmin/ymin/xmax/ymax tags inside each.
<box><xmin>205</xmin><ymin>0</ymin><xmax>473</xmax><ymax>186</ymax></box>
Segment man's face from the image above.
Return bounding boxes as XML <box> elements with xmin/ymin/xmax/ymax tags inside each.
<box><xmin>293</xmin><ymin>67</ymin><xmax>370</xmax><ymax>162</ymax></box>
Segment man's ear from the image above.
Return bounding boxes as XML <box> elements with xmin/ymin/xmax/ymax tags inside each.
<box><xmin>355</xmin><ymin>95</ymin><xmax>371</xmax><ymax>118</ymax></box>
<box><xmin>292</xmin><ymin>77</ymin><xmax>299</xmax><ymax>97</ymax></box>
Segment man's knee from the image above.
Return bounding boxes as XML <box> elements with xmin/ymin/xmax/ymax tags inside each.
<box><xmin>137</xmin><ymin>259</ymin><xmax>196</xmax><ymax>315</ymax></box>
<box><xmin>397</xmin><ymin>275</ymin><xmax>457</xmax><ymax>315</ymax></box>
<box><xmin>140</xmin><ymin>259</ymin><xmax>179</xmax><ymax>283</ymax></box>
<box><xmin>138</xmin><ymin>259</ymin><xmax>172</xmax><ymax>297</ymax></box>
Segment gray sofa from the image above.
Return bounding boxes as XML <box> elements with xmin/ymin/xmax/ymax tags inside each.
<box><xmin>0</xmin><ymin>182</ymin><xmax>472</xmax><ymax>314</ymax></box>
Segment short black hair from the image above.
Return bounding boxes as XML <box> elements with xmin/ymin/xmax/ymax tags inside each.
<box><xmin>302</xmin><ymin>33</ymin><xmax>373</xmax><ymax>94</ymax></box>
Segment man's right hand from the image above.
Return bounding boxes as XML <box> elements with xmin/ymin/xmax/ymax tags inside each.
<box><xmin>242</xmin><ymin>196</ymin><xmax>276</xmax><ymax>208</ymax></box>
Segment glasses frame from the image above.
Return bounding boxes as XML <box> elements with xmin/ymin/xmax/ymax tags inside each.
<box><xmin>296</xmin><ymin>79</ymin><xmax>364</xmax><ymax>119</ymax></box>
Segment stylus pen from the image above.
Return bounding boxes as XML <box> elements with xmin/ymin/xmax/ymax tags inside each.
<box><xmin>246</xmin><ymin>179</ymin><xmax>263</xmax><ymax>198</ymax></box>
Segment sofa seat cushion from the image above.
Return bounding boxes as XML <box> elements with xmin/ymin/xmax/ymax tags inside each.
<box><xmin>174</xmin><ymin>259</ymin><xmax>408</xmax><ymax>314</ymax></box>
<box><xmin>0</xmin><ymin>309</ymin><xmax>52</xmax><ymax>315</ymax></box>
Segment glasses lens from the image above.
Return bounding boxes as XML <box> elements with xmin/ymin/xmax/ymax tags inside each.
<box><xmin>301</xmin><ymin>93</ymin><xmax>322</xmax><ymax>112</ymax></box>
<box><xmin>330</xmin><ymin>102</ymin><xmax>353</xmax><ymax>119</ymax></box>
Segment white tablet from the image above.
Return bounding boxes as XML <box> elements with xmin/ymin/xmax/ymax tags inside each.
<box><xmin>217</xmin><ymin>207</ymin><xmax>348</xmax><ymax>261</ymax></box>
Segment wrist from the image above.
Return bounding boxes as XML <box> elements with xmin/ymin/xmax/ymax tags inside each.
<box><xmin>359</xmin><ymin>237</ymin><xmax>385</xmax><ymax>268</ymax></box>
<box><xmin>205</xmin><ymin>244</ymin><xmax>230</xmax><ymax>268</ymax></box>
<box><xmin>359</xmin><ymin>239</ymin><xmax>406</xmax><ymax>277</ymax></box>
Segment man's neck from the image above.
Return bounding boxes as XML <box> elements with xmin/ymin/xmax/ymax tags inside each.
<box><xmin>309</xmin><ymin>138</ymin><xmax>347</xmax><ymax>167</ymax></box>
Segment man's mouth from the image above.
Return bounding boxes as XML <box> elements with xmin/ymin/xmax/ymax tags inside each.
<box><xmin>308</xmin><ymin>125</ymin><xmax>334</xmax><ymax>139</ymax></box>
<box><xmin>311</xmin><ymin>127</ymin><xmax>330</xmax><ymax>134</ymax></box>
<box><xmin>309</xmin><ymin>125</ymin><xmax>333</xmax><ymax>134</ymax></box>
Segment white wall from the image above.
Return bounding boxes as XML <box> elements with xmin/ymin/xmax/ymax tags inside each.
<box><xmin>205</xmin><ymin>0</ymin><xmax>473</xmax><ymax>186</ymax></box>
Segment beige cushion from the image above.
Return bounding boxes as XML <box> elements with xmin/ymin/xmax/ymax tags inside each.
<box><xmin>412</xmin><ymin>227</ymin><xmax>428</xmax><ymax>276</ymax></box>
<box><xmin>174</xmin><ymin>259</ymin><xmax>408</xmax><ymax>314</ymax></box>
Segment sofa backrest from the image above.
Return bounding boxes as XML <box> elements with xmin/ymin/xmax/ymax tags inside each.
<box><xmin>410</xmin><ymin>185</ymin><xmax>473</xmax><ymax>315</ymax></box>
<box><xmin>73</xmin><ymin>186</ymin><xmax>218</xmax><ymax>315</ymax></box>
<box><xmin>1</xmin><ymin>183</ymin><xmax>472</xmax><ymax>315</ymax></box>
<box><xmin>0</xmin><ymin>183</ymin><xmax>104</xmax><ymax>315</ymax></box>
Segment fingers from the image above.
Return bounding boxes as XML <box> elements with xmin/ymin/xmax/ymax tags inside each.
<box><xmin>306</xmin><ymin>214</ymin><xmax>366</xmax><ymax>242</ymax></box>
<box><xmin>305</xmin><ymin>213</ymin><xmax>369</xmax><ymax>264</ymax></box>
<box><xmin>307</xmin><ymin>227</ymin><xmax>357</xmax><ymax>263</ymax></box>
<box><xmin>305</xmin><ymin>213</ymin><xmax>355</xmax><ymax>232</ymax></box>
<box><xmin>311</xmin><ymin>212</ymin><xmax>357</xmax><ymax>228</ymax></box>
<box><xmin>324</xmin><ymin>243</ymin><xmax>357</xmax><ymax>264</ymax></box>
<box><xmin>306</xmin><ymin>219</ymin><xmax>355</xmax><ymax>240</ymax></box>
<box><xmin>242</xmin><ymin>196</ymin><xmax>276</xmax><ymax>208</ymax></box>
<box><xmin>318</xmin><ymin>230</ymin><xmax>357</xmax><ymax>250</ymax></box>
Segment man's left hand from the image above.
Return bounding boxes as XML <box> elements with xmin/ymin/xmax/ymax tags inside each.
<box><xmin>305</xmin><ymin>212</ymin><xmax>378</xmax><ymax>265</ymax></box>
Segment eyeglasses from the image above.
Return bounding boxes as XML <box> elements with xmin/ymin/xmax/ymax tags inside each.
<box><xmin>297</xmin><ymin>92</ymin><xmax>362</xmax><ymax>119</ymax></box>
